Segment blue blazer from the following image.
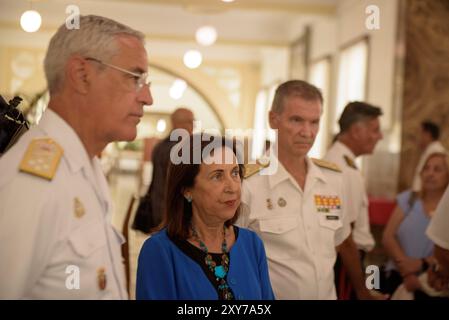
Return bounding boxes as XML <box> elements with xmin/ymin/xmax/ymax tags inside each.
<box><xmin>136</xmin><ymin>226</ymin><xmax>275</xmax><ymax>300</ymax></box>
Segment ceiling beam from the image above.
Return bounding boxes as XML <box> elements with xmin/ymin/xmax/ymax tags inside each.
<box><xmin>0</xmin><ymin>21</ymin><xmax>290</xmax><ymax>47</ymax></box>
<box><xmin>103</xmin><ymin>0</ymin><xmax>336</xmax><ymax>15</ymax></box>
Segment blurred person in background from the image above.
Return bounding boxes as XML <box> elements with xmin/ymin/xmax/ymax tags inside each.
<box><xmin>133</xmin><ymin>108</ymin><xmax>194</xmax><ymax>233</ymax></box>
<box><xmin>382</xmin><ymin>152</ymin><xmax>449</xmax><ymax>299</ymax></box>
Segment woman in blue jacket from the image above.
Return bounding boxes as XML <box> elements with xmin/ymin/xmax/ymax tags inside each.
<box><xmin>136</xmin><ymin>134</ymin><xmax>274</xmax><ymax>300</ymax></box>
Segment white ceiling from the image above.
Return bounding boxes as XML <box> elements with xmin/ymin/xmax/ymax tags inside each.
<box><xmin>0</xmin><ymin>0</ymin><xmax>337</xmax><ymax>62</ymax></box>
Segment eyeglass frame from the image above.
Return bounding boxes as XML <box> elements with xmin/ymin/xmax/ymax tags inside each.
<box><xmin>85</xmin><ymin>57</ymin><xmax>151</xmax><ymax>92</ymax></box>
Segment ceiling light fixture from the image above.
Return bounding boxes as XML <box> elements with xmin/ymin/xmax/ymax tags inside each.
<box><xmin>195</xmin><ymin>25</ymin><xmax>217</xmax><ymax>46</ymax></box>
<box><xmin>20</xmin><ymin>9</ymin><xmax>42</xmax><ymax>33</ymax></box>
<box><xmin>156</xmin><ymin>119</ymin><xmax>167</xmax><ymax>133</ymax></box>
<box><xmin>169</xmin><ymin>79</ymin><xmax>187</xmax><ymax>100</ymax></box>
<box><xmin>183</xmin><ymin>50</ymin><xmax>203</xmax><ymax>69</ymax></box>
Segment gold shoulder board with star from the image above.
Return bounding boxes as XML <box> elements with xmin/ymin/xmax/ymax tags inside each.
<box><xmin>19</xmin><ymin>138</ymin><xmax>63</xmax><ymax>180</ymax></box>
<box><xmin>244</xmin><ymin>159</ymin><xmax>270</xmax><ymax>179</ymax></box>
<box><xmin>343</xmin><ymin>155</ymin><xmax>357</xmax><ymax>170</ymax></box>
<box><xmin>311</xmin><ymin>158</ymin><xmax>341</xmax><ymax>173</ymax></box>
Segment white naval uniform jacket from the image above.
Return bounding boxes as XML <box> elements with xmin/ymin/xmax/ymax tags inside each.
<box><xmin>239</xmin><ymin>155</ymin><xmax>350</xmax><ymax>300</ymax></box>
<box><xmin>0</xmin><ymin>109</ymin><xmax>127</xmax><ymax>299</ymax></box>
<box><xmin>325</xmin><ymin>141</ymin><xmax>375</xmax><ymax>252</ymax></box>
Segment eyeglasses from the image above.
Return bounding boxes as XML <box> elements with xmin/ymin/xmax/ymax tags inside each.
<box><xmin>85</xmin><ymin>57</ymin><xmax>151</xmax><ymax>92</ymax></box>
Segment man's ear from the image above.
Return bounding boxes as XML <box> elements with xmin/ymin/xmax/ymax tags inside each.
<box><xmin>65</xmin><ymin>56</ymin><xmax>91</xmax><ymax>94</ymax></box>
<box><xmin>349</xmin><ymin>122</ymin><xmax>364</xmax><ymax>141</ymax></box>
<box><xmin>268</xmin><ymin>111</ymin><xmax>278</xmax><ymax>130</ymax></box>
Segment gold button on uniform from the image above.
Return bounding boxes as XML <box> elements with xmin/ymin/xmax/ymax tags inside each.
<box><xmin>97</xmin><ymin>267</ymin><xmax>107</xmax><ymax>290</ymax></box>
<box><xmin>266</xmin><ymin>199</ymin><xmax>273</xmax><ymax>210</ymax></box>
<box><xmin>277</xmin><ymin>197</ymin><xmax>286</xmax><ymax>207</ymax></box>
<box><xmin>74</xmin><ymin>197</ymin><xmax>85</xmax><ymax>218</ymax></box>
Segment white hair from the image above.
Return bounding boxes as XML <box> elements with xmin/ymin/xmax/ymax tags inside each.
<box><xmin>44</xmin><ymin>15</ymin><xmax>145</xmax><ymax>94</ymax></box>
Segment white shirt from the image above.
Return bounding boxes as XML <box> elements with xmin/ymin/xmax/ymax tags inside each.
<box><xmin>412</xmin><ymin>141</ymin><xmax>446</xmax><ymax>191</ymax></box>
<box><xmin>239</xmin><ymin>155</ymin><xmax>350</xmax><ymax>300</ymax></box>
<box><xmin>0</xmin><ymin>109</ymin><xmax>127</xmax><ymax>299</ymax></box>
<box><xmin>325</xmin><ymin>141</ymin><xmax>375</xmax><ymax>252</ymax></box>
<box><xmin>426</xmin><ymin>186</ymin><xmax>449</xmax><ymax>250</ymax></box>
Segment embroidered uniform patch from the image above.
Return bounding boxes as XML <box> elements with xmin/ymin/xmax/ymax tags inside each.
<box><xmin>19</xmin><ymin>138</ymin><xmax>63</xmax><ymax>180</ymax></box>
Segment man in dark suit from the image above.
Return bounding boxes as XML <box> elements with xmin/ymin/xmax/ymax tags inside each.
<box><xmin>133</xmin><ymin>108</ymin><xmax>194</xmax><ymax>233</ymax></box>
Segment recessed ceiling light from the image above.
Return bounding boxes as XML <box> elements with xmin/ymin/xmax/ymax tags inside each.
<box><xmin>20</xmin><ymin>10</ymin><xmax>42</xmax><ymax>33</ymax></box>
<box><xmin>183</xmin><ymin>50</ymin><xmax>203</xmax><ymax>69</ymax></box>
<box><xmin>156</xmin><ymin>119</ymin><xmax>167</xmax><ymax>133</ymax></box>
<box><xmin>195</xmin><ymin>25</ymin><xmax>217</xmax><ymax>46</ymax></box>
<box><xmin>169</xmin><ymin>79</ymin><xmax>187</xmax><ymax>100</ymax></box>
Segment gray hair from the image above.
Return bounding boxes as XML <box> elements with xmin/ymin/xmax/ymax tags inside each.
<box><xmin>271</xmin><ymin>80</ymin><xmax>323</xmax><ymax>114</ymax></box>
<box><xmin>44</xmin><ymin>15</ymin><xmax>145</xmax><ymax>94</ymax></box>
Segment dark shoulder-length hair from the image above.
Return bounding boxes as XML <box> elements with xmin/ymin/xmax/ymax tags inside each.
<box><xmin>162</xmin><ymin>133</ymin><xmax>245</xmax><ymax>240</ymax></box>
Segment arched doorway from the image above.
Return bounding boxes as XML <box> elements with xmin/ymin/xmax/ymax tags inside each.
<box><xmin>141</xmin><ymin>64</ymin><xmax>224</xmax><ymax>139</ymax></box>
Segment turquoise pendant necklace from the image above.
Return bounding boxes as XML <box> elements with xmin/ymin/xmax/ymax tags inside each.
<box><xmin>191</xmin><ymin>225</ymin><xmax>234</xmax><ymax>300</ymax></box>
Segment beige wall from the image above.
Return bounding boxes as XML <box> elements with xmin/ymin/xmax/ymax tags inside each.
<box><xmin>398</xmin><ymin>0</ymin><xmax>449</xmax><ymax>192</ymax></box>
<box><xmin>150</xmin><ymin>56</ymin><xmax>260</xmax><ymax>130</ymax></box>
<box><xmin>0</xmin><ymin>46</ymin><xmax>47</xmax><ymax>101</ymax></box>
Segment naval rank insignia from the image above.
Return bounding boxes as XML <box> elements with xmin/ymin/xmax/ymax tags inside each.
<box><xmin>19</xmin><ymin>138</ymin><xmax>63</xmax><ymax>180</ymax></box>
<box><xmin>344</xmin><ymin>155</ymin><xmax>358</xmax><ymax>170</ymax></box>
<box><xmin>244</xmin><ymin>158</ymin><xmax>270</xmax><ymax>179</ymax></box>
<box><xmin>311</xmin><ymin>158</ymin><xmax>341</xmax><ymax>172</ymax></box>
<box><xmin>314</xmin><ymin>195</ymin><xmax>341</xmax><ymax>212</ymax></box>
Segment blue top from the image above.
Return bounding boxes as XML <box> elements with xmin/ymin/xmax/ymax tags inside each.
<box><xmin>396</xmin><ymin>190</ymin><xmax>433</xmax><ymax>259</ymax></box>
<box><xmin>136</xmin><ymin>226</ymin><xmax>275</xmax><ymax>300</ymax></box>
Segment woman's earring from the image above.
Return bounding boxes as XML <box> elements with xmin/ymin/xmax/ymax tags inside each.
<box><xmin>185</xmin><ymin>195</ymin><xmax>192</xmax><ymax>203</ymax></box>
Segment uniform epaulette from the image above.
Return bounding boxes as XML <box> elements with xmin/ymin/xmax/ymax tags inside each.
<box><xmin>343</xmin><ymin>155</ymin><xmax>358</xmax><ymax>170</ymax></box>
<box><xmin>244</xmin><ymin>159</ymin><xmax>270</xmax><ymax>179</ymax></box>
<box><xmin>19</xmin><ymin>138</ymin><xmax>63</xmax><ymax>180</ymax></box>
<box><xmin>311</xmin><ymin>158</ymin><xmax>341</xmax><ymax>173</ymax></box>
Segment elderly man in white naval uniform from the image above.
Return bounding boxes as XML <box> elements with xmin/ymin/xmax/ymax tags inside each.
<box><xmin>239</xmin><ymin>80</ymin><xmax>382</xmax><ymax>300</ymax></box>
<box><xmin>0</xmin><ymin>15</ymin><xmax>153</xmax><ymax>299</ymax></box>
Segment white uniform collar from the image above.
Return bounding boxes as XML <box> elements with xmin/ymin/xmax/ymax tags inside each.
<box><xmin>427</xmin><ymin>141</ymin><xmax>446</xmax><ymax>153</ymax></box>
<box><xmin>39</xmin><ymin>108</ymin><xmax>111</xmax><ymax>215</ymax></box>
<box><xmin>39</xmin><ymin>108</ymin><xmax>96</xmax><ymax>174</ymax></box>
<box><xmin>267</xmin><ymin>153</ymin><xmax>326</xmax><ymax>190</ymax></box>
<box><xmin>333</xmin><ymin>140</ymin><xmax>356</xmax><ymax>161</ymax></box>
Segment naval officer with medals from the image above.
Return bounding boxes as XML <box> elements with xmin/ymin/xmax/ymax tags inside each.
<box><xmin>239</xmin><ymin>80</ymin><xmax>384</xmax><ymax>300</ymax></box>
